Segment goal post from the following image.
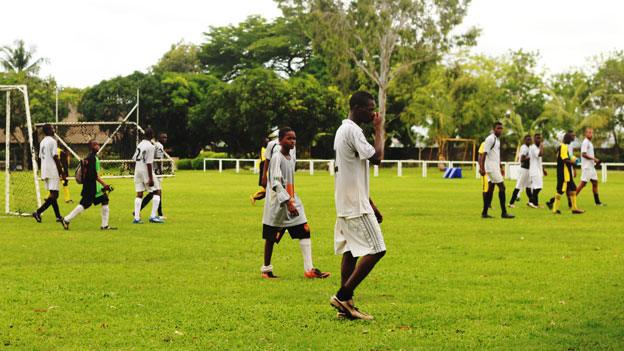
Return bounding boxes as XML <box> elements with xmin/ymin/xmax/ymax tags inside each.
<box><xmin>1</xmin><ymin>84</ymin><xmax>42</xmax><ymax>216</ymax></box>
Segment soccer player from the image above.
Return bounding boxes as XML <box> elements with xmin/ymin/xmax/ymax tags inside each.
<box><xmin>528</xmin><ymin>133</ymin><xmax>546</xmax><ymax>207</ymax></box>
<box><xmin>479</xmin><ymin>121</ymin><xmax>514</xmax><ymax>219</ymax></box>
<box><xmin>58</xmin><ymin>144</ymin><xmax>73</xmax><ymax>203</ymax></box>
<box><xmin>330</xmin><ymin>91</ymin><xmax>386</xmax><ymax>321</ymax></box>
<box><xmin>261</xmin><ymin>127</ymin><xmax>329</xmax><ymax>280</ymax></box>
<box><xmin>32</xmin><ymin>124</ymin><xmax>66</xmax><ymax>223</ymax></box>
<box><xmin>250</xmin><ymin>137</ymin><xmax>270</xmax><ymax>205</ymax></box>
<box><xmin>576</xmin><ymin>128</ymin><xmax>605</xmax><ymax>206</ymax></box>
<box><xmin>132</xmin><ymin>128</ymin><xmax>163</xmax><ymax>224</ymax></box>
<box><xmin>61</xmin><ymin>140</ymin><xmax>115</xmax><ymax>230</ymax></box>
<box><xmin>548</xmin><ymin>131</ymin><xmax>584</xmax><ymax>214</ymax></box>
<box><xmin>509</xmin><ymin>135</ymin><xmax>533</xmax><ymax>208</ymax></box>
<box><xmin>140</xmin><ymin>132</ymin><xmax>167</xmax><ymax>219</ymax></box>
<box><xmin>478</xmin><ymin>141</ymin><xmax>492</xmax><ymax>214</ymax></box>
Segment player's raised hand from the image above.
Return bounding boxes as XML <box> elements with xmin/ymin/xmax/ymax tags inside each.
<box><xmin>372</xmin><ymin>112</ymin><xmax>383</xmax><ymax>130</ymax></box>
<box><xmin>287</xmin><ymin>199</ymin><xmax>299</xmax><ymax>217</ymax></box>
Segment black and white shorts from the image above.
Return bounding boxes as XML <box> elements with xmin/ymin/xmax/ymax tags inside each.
<box><xmin>262</xmin><ymin>223</ymin><xmax>310</xmax><ymax>243</ymax></box>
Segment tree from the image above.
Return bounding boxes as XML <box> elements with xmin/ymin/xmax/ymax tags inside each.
<box><xmin>153</xmin><ymin>41</ymin><xmax>202</xmax><ymax>74</ymax></box>
<box><xmin>593</xmin><ymin>52</ymin><xmax>624</xmax><ymax>160</ymax></box>
<box><xmin>276</xmin><ymin>0</ymin><xmax>478</xmax><ymax>141</ymax></box>
<box><xmin>1</xmin><ymin>40</ymin><xmax>48</xmax><ymax>76</ymax></box>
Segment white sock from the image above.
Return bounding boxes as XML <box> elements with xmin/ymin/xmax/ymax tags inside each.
<box><xmin>64</xmin><ymin>205</ymin><xmax>84</xmax><ymax>222</ymax></box>
<box><xmin>134</xmin><ymin>197</ymin><xmax>142</xmax><ymax>220</ymax></box>
<box><xmin>151</xmin><ymin>195</ymin><xmax>161</xmax><ymax>218</ymax></box>
<box><xmin>299</xmin><ymin>238</ymin><xmax>314</xmax><ymax>271</ymax></box>
<box><xmin>261</xmin><ymin>264</ymin><xmax>273</xmax><ymax>273</ymax></box>
<box><xmin>101</xmin><ymin>205</ymin><xmax>109</xmax><ymax>228</ymax></box>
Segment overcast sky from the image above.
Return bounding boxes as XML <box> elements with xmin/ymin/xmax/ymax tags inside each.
<box><xmin>1</xmin><ymin>0</ymin><xmax>622</xmax><ymax>88</ymax></box>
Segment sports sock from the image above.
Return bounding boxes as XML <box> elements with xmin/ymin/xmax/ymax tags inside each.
<box><xmin>553</xmin><ymin>194</ymin><xmax>562</xmax><ymax>213</ymax></box>
<box><xmin>336</xmin><ymin>287</ymin><xmax>354</xmax><ymax>301</ymax></box>
<box><xmin>532</xmin><ymin>189</ymin><xmax>541</xmax><ymax>205</ymax></box>
<box><xmin>483</xmin><ymin>183</ymin><xmax>495</xmax><ymax>215</ymax></box>
<box><xmin>481</xmin><ymin>192</ymin><xmax>489</xmax><ymax>215</ymax></box>
<box><xmin>134</xmin><ymin>197</ymin><xmax>142</xmax><ymax>220</ymax></box>
<box><xmin>261</xmin><ymin>264</ymin><xmax>273</xmax><ymax>273</ymax></box>
<box><xmin>498</xmin><ymin>188</ymin><xmax>507</xmax><ymax>214</ymax></box>
<box><xmin>593</xmin><ymin>193</ymin><xmax>601</xmax><ymax>204</ymax></box>
<box><xmin>567</xmin><ymin>194</ymin><xmax>572</xmax><ymax>208</ymax></box>
<box><xmin>36</xmin><ymin>198</ymin><xmax>53</xmax><ymax>214</ymax></box>
<box><xmin>64</xmin><ymin>205</ymin><xmax>85</xmax><ymax>222</ymax></box>
<box><xmin>101</xmin><ymin>205</ymin><xmax>110</xmax><ymax>227</ymax></box>
<box><xmin>570</xmin><ymin>194</ymin><xmax>578</xmax><ymax>210</ymax></box>
<box><xmin>51</xmin><ymin>199</ymin><xmax>62</xmax><ymax>219</ymax></box>
<box><xmin>151</xmin><ymin>195</ymin><xmax>161</xmax><ymax>218</ymax></box>
<box><xmin>525</xmin><ymin>188</ymin><xmax>533</xmax><ymax>203</ymax></box>
<box><xmin>299</xmin><ymin>239</ymin><xmax>314</xmax><ymax>271</ymax></box>
<box><xmin>158</xmin><ymin>196</ymin><xmax>163</xmax><ymax>217</ymax></box>
<box><xmin>510</xmin><ymin>188</ymin><xmax>520</xmax><ymax>205</ymax></box>
<box><xmin>63</xmin><ymin>186</ymin><xmax>71</xmax><ymax>202</ymax></box>
<box><xmin>140</xmin><ymin>193</ymin><xmax>153</xmax><ymax>210</ymax></box>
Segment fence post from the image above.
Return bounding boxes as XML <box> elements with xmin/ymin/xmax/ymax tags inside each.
<box><xmin>397</xmin><ymin>161</ymin><xmax>403</xmax><ymax>177</ymax></box>
<box><xmin>422</xmin><ymin>161</ymin><xmax>427</xmax><ymax>178</ymax></box>
<box><xmin>253</xmin><ymin>160</ymin><xmax>259</xmax><ymax>174</ymax></box>
<box><xmin>203</xmin><ymin>159</ymin><xmax>206</xmax><ymax>172</ymax></box>
<box><xmin>602</xmin><ymin>163</ymin><xmax>607</xmax><ymax>183</ymax></box>
<box><xmin>309</xmin><ymin>160</ymin><xmax>314</xmax><ymax>175</ymax></box>
<box><xmin>235</xmin><ymin>160</ymin><xmax>240</xmax><ymax>173</ymax></box>
<box><xmin>449</xmin><ymin>162</ymin><xmax>454</xmax><ymax>169</ymax></box>
<box><xmin>374</xmin><ymin>165</ymin><xmax>379</xmax><ymax>177</ymax></box>
<box><xmin>218</xmin><ymin>159</ymin><xmax>223</xmax><ymax>173</ymax></box>
<box><xmin>329</xmin><ymin>160</ymin><xmax>335</xmax><ymax>176</ymax></box>
<box><xmin>504</xmin><ymin>162</ymin><xmax>510</xmax><ymax>179</ymax></box>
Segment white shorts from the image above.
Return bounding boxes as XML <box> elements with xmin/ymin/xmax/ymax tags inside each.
<box><xmin>43</xmin><ymin>177</ymin><xmax>60</xmax><ymax>191</ymax></box>
<box><xmin>515</xmin><ymin>168</ymin><xmax>531</xmax><ymax>189</ymax></box>
<box><xmin>334</xmin><ymin>213</ymin><xmax>386</xmax><ymax>257</ymax></box>
<box><xmin>134</xmin><ymin>174</ymin><xmax>160</xmax><ymax>193</ymax></box>
<box><xmin>487</xmin><ymin>169</ymin><xmax>504</xmax><ymax>184</ymax></box>
<box><xmin>581</xmin><ymin>168</ymin><xmax>598</xmax><ymax>182</ymax></box>
<box><xmin>530</xmin><ymin>175</ymin><xmax>543</xmax><ymax>190</ymax></box>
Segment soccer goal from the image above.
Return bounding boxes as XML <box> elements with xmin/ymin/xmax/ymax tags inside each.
<box><xmin>1</xmin><ymin>85</ymin><xmax>42</xmax><ymax>216</ymax></box>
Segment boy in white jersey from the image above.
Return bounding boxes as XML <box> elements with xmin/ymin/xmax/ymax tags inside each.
<box><xmin>528</xmin><ymin>133</ymin><xmax>547</xmax><ymax>207</ymax></box>
<box><xmin>576</xmin><ymin>128</ymin><xmax>604</xmax><ymax>205</ymax></box>
<box><xmin>260</xmin><ymin>127</ymin><xmax>329</xmax><ymax>279</ymax></box>
<box><xmin>140</xmin><ymin>132</ymin><xmax>167</xmax><ymax>218</ymax></box>
<box><xmin>132</xmin><ymin>128</ymin><xmax>163</xmax><ymax>224</ymax></box>
<box><xmin>32</xmin><ymin>124</ymin><xmax>66</xmax><ymax>223</ymax></box>
<box><xmin>479</xmin><ymin>121</ymin><xmax>514</xmax><ymax>219</ymax></box>
<box><xmin>509</xmin><ymin>135</ymin><xmax>533</xmax><ymax>208</ymax></box>
<box><xmin>330</xmin><ymin>91</ymin><xmax>385</xmax><ymax>321</ymax></box>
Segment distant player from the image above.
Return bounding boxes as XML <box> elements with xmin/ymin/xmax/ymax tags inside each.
<box><xmin>479</xmin><ymin>121</ymin><xmax>514</xmax><ymax>219</ymax></box>
<box><xmin>576</xmin><ymin>128</ymin><xmax>605</xmax><ymax>206</ymax></box>
<box><xmin>61</xmin><ymin>140</ymin><xmax>115</xmax><ymax>230</ymax></box>
<box><xmin>528</xmin><ymin>133</ymin><xmax>546</xmax><ymax>207</ymax></box>
<box><xmin>330</xmin><ymin>91</ymin><xmax>386</xmax><ymax>321</ymax></box>
<box><xmin>58</xmin><ymin>144</ymin><xmax>73</xmax><ymax>203</ymax></box>
<box><xmin>261</xmin><ymin>127</ymin><xmax>330</xmax><ymax>280</ymax></box>
<box><xmin>548</xmin><ymin>131</ymin><xmax>584</xmax><ymax>214</ymax></box>
<box><xmin>140</xmin><ymin>132</ymin><xmax>167</xmax><ymax>219</ymax></box>
<box><xmin>478</xmin><ymin>141</ymin><xmax>492</xmax><ymax>215</ymax></box>
<box><xmin>32</xmin><ymin>124</ymin><xmax>66</xmax><ymax>223</ymax></box>
<box><xmin>509</xmin><ymin>135</ymin><xmax>533</xmax><ymax>208</ymax></box>
<box><xmin>250</xmin><ymin>137</ymin><xmax>270</xmax><ymax>205</ymax></box>
<box><xmin>132</xmin><ymin>128</ymin><xmax>163</xmax><ymax>224</ymax></box>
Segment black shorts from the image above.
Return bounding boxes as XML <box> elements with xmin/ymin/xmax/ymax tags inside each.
<box><xmin>80</xmin><ymin>194</ymin><xmax>109</xmax><ymax>209</ymax></box>
<box><xmin>262</xmin><ymin>223</ymin><xmax>310</xmax><ymax>243</ymax></box>
<box><xmin>556</xmin><ymin>179</ymin><xmax>576</xmax><ymax>194</ymax></box>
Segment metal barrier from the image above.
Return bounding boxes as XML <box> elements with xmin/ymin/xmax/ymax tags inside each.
<box><xmin>203</xmin><ymin>158</ymin><xmax>622</xmax><ymax>183</ymax></box>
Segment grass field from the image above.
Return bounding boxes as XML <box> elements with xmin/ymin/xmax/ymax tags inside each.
<box><xmin>1</xmin><ymin>169</ymin><xmax>623</xmax><ymax>349</ymax></box>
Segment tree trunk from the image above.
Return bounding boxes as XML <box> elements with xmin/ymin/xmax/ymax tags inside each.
<box><xmin>377</xmin><ymin>85</ymin><xmax>387</xmax><ymax>142</ymax></box>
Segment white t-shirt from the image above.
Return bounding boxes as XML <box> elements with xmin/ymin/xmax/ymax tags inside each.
<box><xmin>519</xmin><ymin>144</ymin><xmax>530</xmax><ymax>169</ymax></box>
<box><xmin>482</xmin><ymin>133</ymin><xmax>501</xmax><ymax>173</ymax></box>
<box><xmin>154</xmin><ymin>141</ymin><xmax>165</xmax><ymax>159</ymax></box>
<box><xmin>133</xmin><ymin>140</ymin><xmax>155</xmax><ymax>178</ymax></box>
<box><xmin>39</xmin><ymin>136</ymin><xmax>59</xmax><ymax>179</ymax></box>
<box><xmin>262</xmin><ymin>151</ymin><xmax>307</xmax><ymax>227</ymax></box>
<box><xmin>334</xmin><ymin>119</ymin><xmax>376</xmax><ymax>218</ymax></box>
<box><xmin>581</xmin><ymin>138</ymin><xmax>595</xmax><ymax>170</ymax></box>
<box><xmin>529</xmin><ymin>144</ymin><xmax>543</xmax><ymax>177</ymax></box>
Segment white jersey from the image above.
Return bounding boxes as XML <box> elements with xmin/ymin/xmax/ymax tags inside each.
<box><xmin>518</xmin><ymin>144</ymin><xmax>530</xmax><ymax>169</ymax></box>
<box><xmin>482</xmin><ymin>133</ymin><xmax>501</xmax><ymax>173</ymax></box>
<box><xmin>263</xmin><ymin>151</ymin><xmax>307</xmax><ymax>227</ymax></box>
<box><xmin>264</xmin><ymin>140</ymin><xmax>295</xmax><ymax>161</ymax></box>
<box><xmin>529</xmin><ymin>144</ymin><xmax>543</xmax><ymax>177</ymax></box>
<box><xmin>334</xmin><ymin>119</ymin><xmax>376</xmax><ymax>218</ymax></box>
<box><xmin>154</xmin><ymin>141</ymin><xmax>165</xmax><ymax>159</ymax></box>
<box><xmin>39</xmin><ymin>136</ymin><xmax>59</xmax><ymax>179</ymax></box>
<box><xmin>133</xmin><ymin>140</ymin><xmax>155</xmax><ymax>178</ymax></box>
<box><xmin>581</xmin><ymin>138</ymin><xmax>595</xmax><ymax>170</ymax></box>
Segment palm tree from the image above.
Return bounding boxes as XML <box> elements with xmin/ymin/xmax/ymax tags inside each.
<box><xmin>1</xmin><ymin>39</ymin><xmax>48</xmax><ymax>75</ymax></box>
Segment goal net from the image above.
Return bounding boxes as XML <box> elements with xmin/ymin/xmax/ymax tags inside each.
<box><xmin>1</xmin><ymin>85</ymin><xmax>42</xmax><ymax>216</ymax></box>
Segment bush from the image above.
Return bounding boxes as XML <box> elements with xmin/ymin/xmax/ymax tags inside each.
<box><xmin>177</xmin><ymin>158</ymin><xmax>192</xmax><ymax>170</ymax></box>
<box><xmin>191</xmin><ymin>157</ymin><xmax>204</xmax><ymax>170</ymax></box>
<box><xmin>199</xmin><ymin>150</ymin><xmax>228</xmax><ymax>159</ymax></box>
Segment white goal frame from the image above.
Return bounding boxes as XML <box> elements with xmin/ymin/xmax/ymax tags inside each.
<box><xmin>1</xmin><ymin>84</ymin><xmax>42</xmax><ymax>215</ymax></box>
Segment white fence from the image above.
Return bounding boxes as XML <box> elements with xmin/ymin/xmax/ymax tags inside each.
<box><xmin>203</xmin><ymin>158</ymin><xmax>624</xmax><ymax>183</ymax></box>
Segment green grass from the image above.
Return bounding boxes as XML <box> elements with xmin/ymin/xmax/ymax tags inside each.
<box><xmin>0</xmin><ymin>169</ymin><xmax>623</xmax><ymax>350</ymax></box>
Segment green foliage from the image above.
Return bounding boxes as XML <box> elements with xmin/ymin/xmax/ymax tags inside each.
<box><xmin>1</xmin><ymin>39</ymin><xmax>48</xmax><ymax>76</ymax></box>
<box><xmin>153</xmin><ymin>41</ymin><xmax>201</xmax><ymax>74</ymax></box>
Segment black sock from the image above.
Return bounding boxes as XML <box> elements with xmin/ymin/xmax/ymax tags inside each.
<box><xmin>499</xmin><ymin>189</ymin><xmax>507</xmax><ymax>215</ymax></box>
<box><xmin>483</xmin><ymin>184</ymin><xmax>495</xmax><ymax>215</ymax></box>
<box><xmin>594</xmin><ymin>193</ymin><xmax>601</xmax><ymax>204</ymax></box>
<box><xmin>158</xmin><ymin>197</ymin><xmax>163</xmax><ymax>217</ymax></box>
<box><xmin>510</xmin><ymin>189</ymin><xmax>520</xmax><ymax>205</ymax></box>
<box><xmin>51</xmin><ymin>199</ymin><xmax>61</xmax><ymax>219</ymax></box>
<box><xmin>141</xmin><ymin>193</ymin><xmax>153</xmax><ymax>210</ymax></box>
<box><xmin>532</xmin><ymin>189</ymin><xmax>541</xmax><ymax>205</ymax></box>
<box><xmin>525</xmin><ymin>188</ymin><xmax>533</xmax><ymax>203</ymax></box>
<box><xmin>482</xmin><ymin>192</ymin><xmax>489</xmax><ymax>215</ymax></box>
<box><xmin>336</xmin><ymin>287</ymin><xmax>353</xmax><ymax>301</ymax></box>
<box><xmin>547</xmin><ymin>197</ymin><xmax>554</xmax><ymax>205</ymax></box>
<box><xmin>567</xmin><ymin>195</ymin><xmax>572</xmax><ymax>208</ymax></box>
<box><xmin>36</xmin><ymin>198</ymin><xmax>53</xmax><ymax>214</ymax></box>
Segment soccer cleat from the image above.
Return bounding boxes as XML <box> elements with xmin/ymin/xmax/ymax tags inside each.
<box><xmin>158</xmin><ymin>216</ymin><xmax>167</xmax><ymax>220</ymax></box>
<box><xmin>553</xmin><ymin>210</ymin><xmax>561</xmax><ymax>215</ymax></box>
<box><xmin>32</xmin><ymin>212</ymin><xmax>42</xmax><ymax>223</ymax></box>
<box><xmin>330</xmin><ymin>296</ymin><xmax>373</xmax><ymax>321</ymax></box>
<box><xmin>61</xmin><ymin>219</ymin><xmax>69</xmax><ymax>230</ymax></box>
<box><xmin>261</xmin><ymin>271</ymin><xmax>278</xmax><ymax>279</ymax></box>
<box><xmin>546</xmin><ymin>199</ymin><xmax>554</xmax><ymax>210</ymax></box>
<box><xmin>304</xmin><ymin>268</ymin><xmax>330</xmax><ymax>279</ymax></box>
<box><xmin>501</xmin><ymin>213</ymin><xmax>515</xmax><ymax>219</ymax></box>
<box><xmin>336</xmin><ymin>311</ymin><xmax>349</xmax><ymax>319</ymax></box>
<box><xmin>508</xmin><ymin>204</ymin><xmax>516</xmax><ymax>208</ymax></box>
<box><xmin>149</xmin><ymin>216</ymin><xmax>165</xmax><ymax>224</ymax></box>
<box><xmin>132</xmin><ymin>219</ymin><xmax>144</xmax><ymax>224</ymax></box>
<box><xmin>56</xmin><ymin>217</ymin><xmax>64</xmax><ymax>223</ymax></box>
<box><xmin>481</xmin><ymin>214</ymin><xmax>493</xmax><ymax>219</ymax></box>
<box><xmin>572</xmin><ymin>209</ymin><xmax>585</xmax><ymax>214</ymax></box>
<box><xmin>595</xmin><ymin>202</ymin><xmax>606</xmax><ymax>207</ymax></box>
<box><xmin>527</xmin><ymin>202</ymin><xmax>538</xmax><ymax>209</ymax></box>
<box><xmin>100</xmin><ymin>226</ymin><xmax>118</xmax><ymax>230</ymax></box>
